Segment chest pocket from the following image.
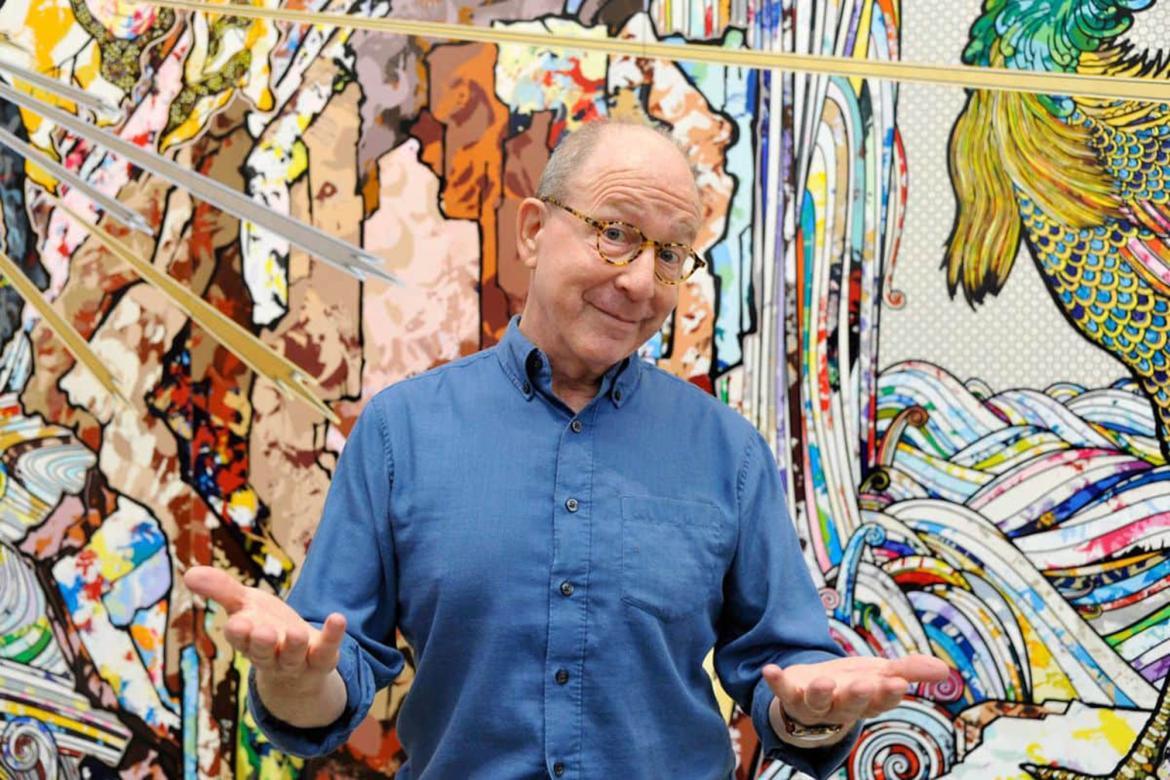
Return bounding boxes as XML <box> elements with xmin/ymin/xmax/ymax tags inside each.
<box><xmin>620</xmin><ymin>495</ymin><xmax>728</xmax><ymax>622</ymax></box>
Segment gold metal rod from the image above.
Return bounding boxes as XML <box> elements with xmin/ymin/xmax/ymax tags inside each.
<box><xmin>0</xmin><ymin>248</ymin><xmax>126</xmax><ymax>404</ymax></box>
<box><xmin>49</xmin><ymin>194</ymin><xmax>340</xmax><ymax>425</ymax></box>
<box><xmin>138</xmin><ymin>0</ymin><xmax>1170</xmax><ymax>103</ymax></box>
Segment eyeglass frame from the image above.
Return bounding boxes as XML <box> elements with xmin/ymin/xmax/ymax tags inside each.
<box><xmin>540</xmin><ymin>197</ymin><xmax>706</xmax><ymax>285</ymax></box>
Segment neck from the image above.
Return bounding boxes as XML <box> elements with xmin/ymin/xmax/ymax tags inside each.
<box><xmin>518</xmin><ymin>311</ymin><xmax>609</xmax><ymax>413</ymax></box>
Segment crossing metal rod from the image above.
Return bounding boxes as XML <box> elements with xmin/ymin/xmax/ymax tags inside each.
<box><xmin>140</xmin><ymin>0</ymin><xmax>1170</xmax><ymax>104</ymax></box>
<box><xmin>0</xmin><ymin>126</ymin><xmax>151</xmax><ymax>234</ymax></box>
<box><xmin>50</xmin><ymin>194</ymin><xmax>341</xmax><ymax>425</ymax></box>
<box><xmin>0</xmin><ymin>81</ymin><xmax>400</xmax><ymax>285</ymax></box>
<box><xmin>0</xmin><ymin>247</ymin><xmax>127</xmax><ymax>404</ymax></box>
<box><xmin>0</xmin><ymin>58</ymin><xmax>119</xmax><ymax>113</ymax></box>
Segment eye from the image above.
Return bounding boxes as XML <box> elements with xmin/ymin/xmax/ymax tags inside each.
<box><xmin>602</xmin><ymin>226</ymin><xmax>628</xmax><ymax>243</ymax></box>
<box><xmin>657</xmin><ymin>247</ymin><xmax>683</xmax><ymax>265</ymax></box>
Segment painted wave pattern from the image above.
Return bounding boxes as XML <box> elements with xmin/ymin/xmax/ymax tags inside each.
<box><xmin>873</xmin><ymin>361</ymin><xmax>1170</xmax><ymax>700</ymax></box>
<box><xmin>794</xmin><ymin>362</ymin><xmax>1170</xmax><ymax>778</ymax></box>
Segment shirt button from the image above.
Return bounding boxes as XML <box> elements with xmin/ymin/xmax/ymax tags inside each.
<box><xmin>560</xmin><ymin>581</ymin><xmax>574</xmax><ymax>597</ymax></box>
<box><xmin>570</xmin><ymin>419</ymin><xmax>583</xmax><ymax>433</ymax></box>
<box><xmin>553</xmin><ymin>763</ymin><xmax>565</xmax><ymax>776</ymax></box>
<box><xmin>522</xmin><ymin>381</ymin><xmax>532</xmax><ymax>394</ymax></box>
<box><xmin>555</xmin><ymin>668</ymin><xmax>569</xmax><ymax>685</ymax></box>
<box><xmin>613</xmin><ymin>388</ymin><xmax>623</xmax><ymax>402</ymax></box>
<box><xmin>565</xmin><ymin>498</ymin><xmax>579</xmax><ymax>512</ymax></box>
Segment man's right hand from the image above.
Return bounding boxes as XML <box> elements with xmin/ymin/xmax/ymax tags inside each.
<box><xmin>184</xmin><ymin>565</ymin><xmax>349</xmax><ymax>727</ymax></box>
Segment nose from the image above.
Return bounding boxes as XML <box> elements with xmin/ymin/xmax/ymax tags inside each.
<box><xmin>613</xmin><ymin>244</ymin><xmax>658</xmax><ymax>301</ymax></box>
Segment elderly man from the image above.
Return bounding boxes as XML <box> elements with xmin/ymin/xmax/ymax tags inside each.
<box><xmin>185</xmin><ymin>119</ymin><xmax>947</xmax><ymax>779</ymax></box>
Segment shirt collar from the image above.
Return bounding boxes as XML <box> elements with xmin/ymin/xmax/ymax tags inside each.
<box><xmin>496</xmin><ymin>315</ymin><xmax>642</xmax><ymax>408</ymax></box>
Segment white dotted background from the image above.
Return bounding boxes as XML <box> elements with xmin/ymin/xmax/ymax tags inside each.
<box><xmin>877</xmin><ymin>0</ymin><xmax>1170</xmax><ymax>392</ymax></box>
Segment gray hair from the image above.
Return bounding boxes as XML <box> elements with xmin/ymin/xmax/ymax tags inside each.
<box><xmin>535</xmin><ymin>118</ymin><xmax>697</xmax><ymax>202</ymax></box>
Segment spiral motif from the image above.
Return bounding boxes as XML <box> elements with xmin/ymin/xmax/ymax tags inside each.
<box><xmin>820</xmin><ymin>587</ymin><xmax>842</xmax><ymax>611</ymax></box>
<box><xmin>885</xmin><ymin>287</ymin><xmax>906</xmax><ymax>309</ymax></box>
<box><xmin>863</xmin><ymin>524</ymin><xmax>887</xmax><ymax>546</ymax></box>
<box><xmin>861</xmin><ymin>468</ymin><xmax>891</xmax><ymax>492</ymax></box>
<box><xmin>918</xmin><ymin>667</ymin><xmax>965</xmax><ymax>703</ymax></box>
<box><xmin>904</xmin><ymin>405</ymin><xmax>929</xmax><ymax>427</ymax></box>
<box><xmin>848</xmin><ymin>716</ymin><xmax>954</xmax><ymax>780</ymax></box>
<box><xmin>1</xmin><ymin>718</ymin><xmax>59</xmax><ymax>780</ymax></box>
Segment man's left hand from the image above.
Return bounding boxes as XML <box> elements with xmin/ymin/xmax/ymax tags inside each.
<box><xmin>762</xmin><ymin>655</ymin><xmax>950</xmax><ymax>746</ymax></box>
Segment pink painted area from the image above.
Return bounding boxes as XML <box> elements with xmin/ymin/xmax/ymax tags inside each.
<box><xmin>1077</xmin><ymin>510</ymin><xmax>1170</xmax><ymax>560</ymax></box>
<box><xmin>1127</xmin><ymin>236</ymin><xmax>1170</xmax><ymax>290</ymax></box>
<box><xmin>1139</xmin><ymin>201</ymin><xmax>1170</xmax><ymax>236</ymax></box>
<box><xmin>37</xmin><ymin>30</ymin><xmax>191</xmax><ymax>305</ymax></box>
<box><xmin>970</xmin><ymin>448</ymin><xmax>1121</xmax><ymax>509</ymax></box>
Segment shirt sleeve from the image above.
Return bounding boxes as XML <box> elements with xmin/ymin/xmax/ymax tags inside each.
<box><xmin>248</xmin><ymin>395</ymin><xmax>405</xmax><ymax>757</ymax></box>
<box><xmin>713</xmin><ymin>431</ymin><xmax>859</xmax><ymax>780</ymax></box>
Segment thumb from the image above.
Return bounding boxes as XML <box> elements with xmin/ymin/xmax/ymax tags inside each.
<box><xmin>762</xmin><ymin>664</ymin><xmax>799</xmax><ymax>704</ymax></box>
<box><xmin>184</xmin><ymin>565</ymin><xmax>249</xmax><ymax>614</ymax></box>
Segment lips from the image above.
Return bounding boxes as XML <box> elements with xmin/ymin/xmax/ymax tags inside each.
<box><xmin>591</xmin><ymin>303</ymin><xmax>641</xmax><ymax>325</ymax></box>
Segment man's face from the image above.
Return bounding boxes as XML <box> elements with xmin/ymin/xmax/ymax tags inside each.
<box><xmin>520</xmin><ymin>128</ymin><xmax>702</xmax><ymax>378</ymax></box>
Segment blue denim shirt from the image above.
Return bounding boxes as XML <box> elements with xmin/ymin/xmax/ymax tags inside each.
<box><xmin>249</xmin><ymin>317</ymin><xmax>857</xmax><ymax>779</ymax></box>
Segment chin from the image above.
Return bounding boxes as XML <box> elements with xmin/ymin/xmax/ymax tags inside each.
<box><xmin>577</xmin><ymin>335</ymin><xmax>638</xmax><ymax>369</ymax></box>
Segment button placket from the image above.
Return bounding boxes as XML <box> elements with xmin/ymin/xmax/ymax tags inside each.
<box><xmin>544</xmin><ymin>409</ymin><xmax>593</xmax><ymax>776</ymax></box>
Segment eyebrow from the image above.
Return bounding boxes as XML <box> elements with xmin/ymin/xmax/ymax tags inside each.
<box><xmin>599</xmin><ymin>199</ymin><xmax>699</xmax><ymax>245</ymax></box>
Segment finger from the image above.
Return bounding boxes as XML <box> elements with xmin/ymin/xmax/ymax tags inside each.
<box><xmin>831</xmin><ymin>676</ymin><xmax>877</xmax><ymax>724</ymax></box>
<box><xmin>864</xmin><ymin>678</ymin><xmax>908</xmax><ymax>718</ymax></box>
<box><xmin>761</xmin><ymin>664</ymin><xmax>797</xmax><ymax>702</ymax></box>
<box><xmin>762</xmin><ymin>664</ymin><xmax>820</xmax><ymax>722</ymax></box>
<box><xmin>278</xmin><ymin>625</ymin><xmax>310</xmax><ymax>671</ymax></box>
<box><xmin>803</xmin><ymin>676</ymin><xmax>836</xmax><ymax>717</ymax></box>
<box><xmin>249</xmin><ymin>623</ymin><xmax>281</xmax><ymax>670</ymax></box>
<box><xmin>885</xmin><ymin>654</ymin><xmax>949</xmax><ymax>683</ymax></box>
<box><xmin>184</xmin><ymin>566</ymin><xmax>250</xmax><ymax>614</ymax></box>
<box><xmin>224</xmin><ymin>614</ymin><xmax>254</xmax><ymax>655</ymax></box>
<box><xmin>307</xmin><ymin>613</ymin><xmax>347</xmax><ymax>672</ymax></box>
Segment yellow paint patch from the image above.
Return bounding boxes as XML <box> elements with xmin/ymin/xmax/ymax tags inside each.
<box><xmin>287</xmin><ymin>139</ymin><xmax>308</xmax><ymax>182</ymax></box>
<box><xmin>848</xmin><ymin>1</ymin><xmax>874</xmax><ymax>94</ymax></box>
<box><xmin>1023</xmin><ymin>626</ymin><xmax>1078</xmax><ymax>701</ymax></box>
<box><xmin>28</xmin><ymin>0</ymin><xmax>77</xmax><ymax>72</ymax></box>
<box><xmin>702</xmin><ymin>649</ymin><xmax>735</xmax><ymax>722</ymax></box>
<box><xmin>89</xmin><ymin>529</ymin><xmax>137</xmax><ymax>581</ymax></box>
<box><xmin>229</xmin><ymin>488</ymin><xmax>259</xmax><ymax>516</ymax></box>
<box><xmin>75</xmin><ymin>42</ymin><xmax>104</xmax><ymax>89</ymax></box>
<box><xmin>1025</xmin><ymin>740</ymin><xmax>1048</xmax><ymax>765</ymax></box>
<box><xmin>1072</xmin><ymin>709</ymin><xmax>1136</xmax><ymax>755</ymax></box>
<box><xmin>23</xmin><ymin>157</ymin><xmax>60</xmax><ymax>193</ymax></box>
<box><xmin>161</xmin><ymin>90</ymin><xmax>234</xmax><ymax>151</ymax></box>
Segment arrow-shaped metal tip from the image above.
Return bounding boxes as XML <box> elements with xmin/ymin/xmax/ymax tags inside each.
<box><xmin>354</xmin><ymin>253</ymin><xmax>403</xmax><ymax>285</ymax></box>
<box><xmin>128</xmin><ymin>213</ymin><xmax>154</xmax><ymax>235</ymax></box>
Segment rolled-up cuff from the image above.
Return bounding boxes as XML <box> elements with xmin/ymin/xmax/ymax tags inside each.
<box><xmin>751</xmin><ymin>672</ymin><xmax>860</xmax><ymax>780</ymax></box>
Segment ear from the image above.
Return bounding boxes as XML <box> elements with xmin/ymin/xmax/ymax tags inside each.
<box><xmin>515</xmin><ymin>197</ymin><xmax>546</xmax><ymax>270</ymax></box>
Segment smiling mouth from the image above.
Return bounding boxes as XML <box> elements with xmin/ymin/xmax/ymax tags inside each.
<box><xmin>592</xmin><ymin>305</ymin><xmax>639</xmax><ymax>326</ymax></box>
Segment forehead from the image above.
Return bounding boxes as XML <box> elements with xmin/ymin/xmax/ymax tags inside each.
<box><xmin>576</xmin><ymin>136</ymin><xmax>701</xmax><ymax>240</ymax></box>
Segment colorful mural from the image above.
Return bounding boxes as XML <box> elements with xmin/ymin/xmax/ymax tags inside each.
<box><xmin>2</xmin><ymin>0</ymin><xmax>1170</xmax><ymax>776</ymax></box>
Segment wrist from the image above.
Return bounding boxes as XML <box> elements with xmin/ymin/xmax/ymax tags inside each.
<box><xmin>768</xmin><ymin>697</ymin><xmax>849</xmax><ymax>748</ymax></box>
<box><xmin>254</xmin><ymin>667</ymin><xmax>347</xmax><ymax>728</ymax></box>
